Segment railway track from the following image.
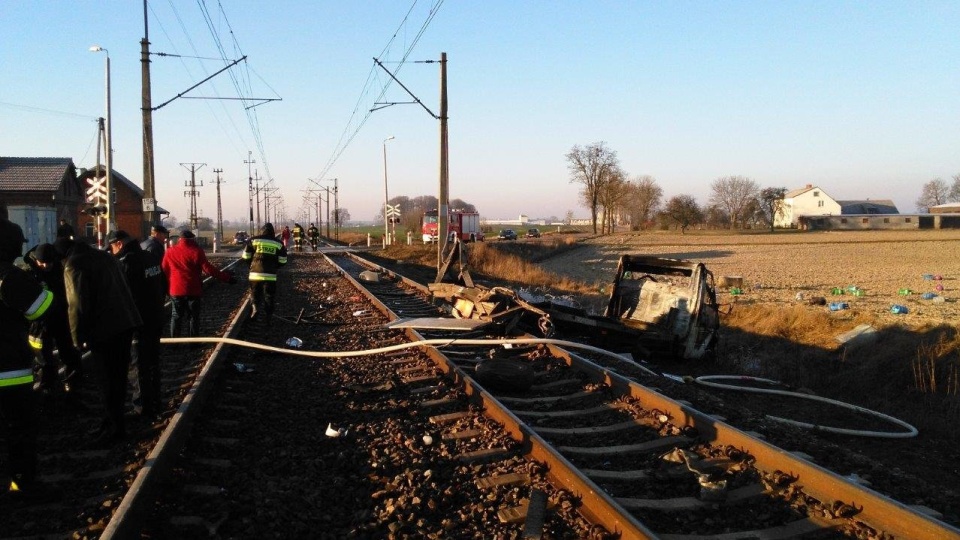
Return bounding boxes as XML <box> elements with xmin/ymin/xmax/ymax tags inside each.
<box><xmin>0</xmin><ymin>251</ymin><xmax>247</xmax><ymax>539</ymax></box>
<box><xmin>3</xmin><ymin>245</ymin><xmax>957</xmax><ymax>538</ymax></box>
<box><xmin>328</xmin><ymin>250</ymin><xmax>960</xmax><ymax>539</ymax></box>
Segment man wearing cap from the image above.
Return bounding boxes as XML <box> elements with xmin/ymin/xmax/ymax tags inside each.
<box><xmin>0</xmin><ymin>218</ymin><xmax>55</xmax><ymax>498</ymax></box>
<box><xmin>161</xmin><ymin>230</ymin><xmax>236</xmax><ymax>338</ymax></box>
<box><xmin>108</xmin><ymin>231</ymin><xmax>166</xmax><ymax>418</ymax></box>
<box><xmin>59</xmin><ymin>237</ymin><xmax>142</xmax><ymax>446</ymax></box>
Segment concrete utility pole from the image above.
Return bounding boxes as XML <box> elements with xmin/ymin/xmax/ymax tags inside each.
<box><xmin>437</xmin><ymin>52</ymin><xmax>449</xmax><ymax>273</ymax></box>
<box><xmin>245</xmin><ymin>151</ymin><xmax>255</xmax><ymax>233</ymax></box>
<box><xmin>212</xmin><ymin>168</ymin><xmax>224</xmax><ymax>238</ymax></box>
<box><xmin>321</xmin><ymin>187</ymin><xmax>331</xmax><ymax>237</ymax></box>
<box><xmin>254</xmin><ymin>170</ymin><xmax>262</xmax><ymax>232</ymax></box>
<box><xmin>181</xmin><ymin>162</ymin><xmax>205</xmax><ymax>231</ymax></box>
<box><xmin>140</xmin><ymin>0</ymin><xmax>157</xmax><ymax>238</ymax></box>
<box><xmin>383</xmin><ymin>136</ymin><xmax>395</xmax><ymax>246</ymax></box>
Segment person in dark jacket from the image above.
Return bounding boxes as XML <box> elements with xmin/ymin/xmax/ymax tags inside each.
<box><xmin>108</xmin><ymin>230</ymin><xmax>166</xmax><ymax>418</ymax></box>
<box><xmin>140</xmin><ymin>225</ymin><xmax>168</xmax><ymax>261</ymax></box>
<box><xmin>0</xmin><ymin>219</ymin><xmax>54</xmax><ymax>497</ymax></box>
<box><xmin>56</xmin><ymin>219</ymin><xmax>74</xmax><ymax>240</ymax></box>
<box><xmin>161</xmin><ymin>230</ymin><xmax>235</xmax><ymax>338</ymax></box>
<box><xmin>57</xmin><ymin>238</ymin><xmax>142</xmax><ymax>446</ymax></box>
<box><xmin>22</xmin><ymin>243</ymin><xmax>84</xmax><ymax>401</ymax></box>
<box><xmin>242</xmin><ymin>222</ymin><xmax>287</xmax><ymax>325</ymax></box>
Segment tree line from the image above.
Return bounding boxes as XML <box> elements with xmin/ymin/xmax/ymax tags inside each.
<box><xmin>566</xmin><ymin>141</ymin><xmax>787</xmax><ymax>234</ymax></box>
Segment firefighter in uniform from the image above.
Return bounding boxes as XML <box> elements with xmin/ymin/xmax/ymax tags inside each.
<box><xmin>307</xmin><ymin>223</ymin><xmax>319</xmax><ymax>251</ymax></box>
<box><xmin>242</xmin><ymin>222</ymin><xmax>287</xmax><ymax>325</ymax></box>
<box><xmin>292</xmin><ymin>223</ymin><xmax>305</xmax><ymax>252</ymax></box>
<box><xmin>0</xmin><ymin>219</ymin><xmax>54</xmax><ymax>497</ymax></box>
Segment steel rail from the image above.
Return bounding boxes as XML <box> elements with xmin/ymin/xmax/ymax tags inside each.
<box><xmin>338</xmin><ymin>250</ymin><xmax>960</xmax><ymax>540</ymax></box>
<box><xmin>100</xmin><ymin>256</ymin><xmax>249</xmax><ymax>540</ymax></box>
<box><xmin>328</xmin><ymin>250</ymin><xmax>658</xmax><ymax>538</ymax></box>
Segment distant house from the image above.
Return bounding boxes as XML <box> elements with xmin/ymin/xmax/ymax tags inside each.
<box><xmin>929</xmin><ymin>202</ymin><xmax>960</xmax><ymax>214</ymax></box>
<box><xmin>0</xmin><ymin>157</ymin><xmax>83</xmax><ymax>246</ymax></box>
<box><xmin>838</xmin><ymin>200</ymin><xmax>899</xmax><ymax>215</ymax></box>
<box><xmin>775</xmin><ymin>184</ymin><xmax>842</xmax><ymax>228</ymax></box>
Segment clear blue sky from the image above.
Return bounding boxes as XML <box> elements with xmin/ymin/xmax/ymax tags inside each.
<box><xmin>3</xmin><ymin>1</ymin><xmax>959</xmax><ymax>227</ymax></box>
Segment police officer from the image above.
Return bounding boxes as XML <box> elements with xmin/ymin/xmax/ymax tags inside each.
<box><xmin>0</xmin><ymin>219</ymin><xmax>55</xmax><ymax>498</ymax></box>
<box><xmin>108</xmin><ymin>230</ymin><xmax>166</xmax><ymax>418</ymax></box>
<box><xmin>242</xmin><ymin>222</ymin><xmax>287</xmax><ymax>325</ymax></box>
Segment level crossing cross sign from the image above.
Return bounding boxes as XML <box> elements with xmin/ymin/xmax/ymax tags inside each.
<box><xmin>386</xmin><ymin>205</ymin><xmax>400</xmax><ymax>218</ymax></box>
<box><xmin>86</xmin><ymin>175</ymin><xmax>107</xmax><ymax>203</ymax></box>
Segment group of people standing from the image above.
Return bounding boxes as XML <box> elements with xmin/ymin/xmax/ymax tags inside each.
<box><xmin>279</xmin><ymin>223</ymin><xmax>319</xmax><ymax>252</ymax></box>
<box><xmin>0</xmin><ymin>217</ymin><xmax>295</xmax><ymax>503</ymax></box>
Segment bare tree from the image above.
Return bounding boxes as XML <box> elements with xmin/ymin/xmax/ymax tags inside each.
<box><xmin>702</xmin><ymin>204</ymin><xmax>729</xmax><ymax>229</ymax></box>
<box><xmin>662</xmin><ymin>195</ymin><xmax>703</xmax><ymax>234</ymax></box>
<box><xmin>334</xmin><ymin>208</ymin><xmax>350</xmax><ymax>225</ymax></box>
<box><xmin>757</xmin><ymin>187</ymin><xmax>788</xmax><ymax>231</ymax></box>
<box><xmin>566</xmin><ymin>142</ymin><xmax>619</xmax><ymax>234</ymax></box>
<box><xmin>623</xmin><ymin>175</ymin><xmax>662</xmax><ymax>230</ymax></box>
<box><xmin>950</xmin><ymin>174</ymin><xmax>960</xmax><ymax>202</ymax></box>
<box><xmin>450</xmin><ymin>198</ymin><xmax>477</xmax><ymax>213</ymax></box>
<box><xmin>709</xmin><ymin>176</ymin><xmax>760</xmax><ymax>229</ymax></box>
<box><xmin>916</xmin><ymin>178</ymin><xmax>949</xmax><ymax>212</ymax></box>
<box><xmin>598</xmin><ymin>167</ymin><xmax>629</xmax><ymax>234</ymax></box>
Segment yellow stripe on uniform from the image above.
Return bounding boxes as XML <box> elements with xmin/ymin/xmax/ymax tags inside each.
<box><xmin>248</xmin><ymin>272</ymin><xmax>277</xmax><ymax>282</ymax></box>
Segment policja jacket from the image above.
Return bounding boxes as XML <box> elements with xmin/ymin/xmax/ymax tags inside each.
<box><xmin>58</xmin><ymin>239</ymin><xmax>142</xmax><ymax>349</ymax></box>
<box><xmin>112</xmin><ymin>234</ymin><xmax>166</xmax><ymax>327</ymax></box>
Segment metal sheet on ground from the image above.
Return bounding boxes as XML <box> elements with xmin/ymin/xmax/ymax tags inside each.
<box><xmin>386</xmin><ymin>317</ymin><xmax>492</xmax><ymax>331</ymax></box>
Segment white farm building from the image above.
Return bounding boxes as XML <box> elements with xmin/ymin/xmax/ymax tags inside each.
<box><xmin>775</xmin><ymin>185</ymin><xmax>842</xmax><ymax>228</ymax></box>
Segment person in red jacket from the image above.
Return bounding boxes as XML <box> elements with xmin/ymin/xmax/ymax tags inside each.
<box><xmin>161</xmin><ymin>230</ymin><xmax>236</xmax><ymax>337</ymax></box>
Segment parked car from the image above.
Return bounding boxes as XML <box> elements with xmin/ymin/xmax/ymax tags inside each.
<box><xmin>498</xmin><ymin>229</ymin><xmax>518</xmax><ymax>240</ymax></box>
<box><xmin>233</xmin><ymin>231</ymin><xmax>250</xmax><ymax>245</ymax></box>
<box><xmin>525</xmin><ymin>228</ymin><xmax>541</xmax><ymax>238</ymax></box>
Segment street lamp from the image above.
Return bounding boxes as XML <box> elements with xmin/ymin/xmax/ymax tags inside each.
<box><xmin>90</xmin><ymin>45</ymin><xmax>114</xmax><ymax>234</ymax></box>
<box><xmin>382</xmin><ymin>136</ymin><xmax>395</xmax><ymax>246</ymax></box>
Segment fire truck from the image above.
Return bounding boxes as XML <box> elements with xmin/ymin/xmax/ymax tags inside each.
<box><xmin>422</xmin><ymin>209</ymin><xmax>485</xmax><ymax>243</ymax></box>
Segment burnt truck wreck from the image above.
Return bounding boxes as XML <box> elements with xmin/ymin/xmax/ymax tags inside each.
<box><xmin>425</xmin><ymin>249</ymin><xmax>720</xmax><ymax>360</ymax></box>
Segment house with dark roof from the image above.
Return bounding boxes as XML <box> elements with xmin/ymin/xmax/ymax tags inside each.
<box><xmin>838</xmin><ymin>200</ymin><xmax>899</xmax><ymax>215</ymax></box>
<box><xmin>0</xmin><ymin>157</ymin><xmax>82</xmax><ymax>246</ymax></box>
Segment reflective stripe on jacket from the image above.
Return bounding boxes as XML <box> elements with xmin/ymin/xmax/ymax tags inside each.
<box><xmin>243</xmin><ymin>237</ymin><xmax>287</xmax><ymax>281</ymax></box>
<box><xmin>0</xmin><ymin>368</ymin><xmax>33</xmax><ymax>387</ymax></box>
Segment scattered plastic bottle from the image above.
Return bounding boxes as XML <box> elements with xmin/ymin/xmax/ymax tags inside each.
<box><xmin>828</xmin><ymin>302</ymin><xmax>849</xmax><ymax>311</ymax></box>
<box><xmin>830</xmin><ymin>287</ymin><xmax>844</xmax><ymax>295</ymax></box>
<box><xmin>898</xmin><ymin>288</ymin><xmax>912</xmax><ymax>296</ymax></box>
<box><xmin>935</xmin><ymin>284</ymin><xmax>944</xmax><ymax>292</ymax></box>
<box><xmin>285</xmin><ymin>337</ymin><xmax>303</xmax><ymax>348</ymax></box>
<box><xmin>852</xmin><ymin>289</ymin><xmax>864</xmax><ymax>297</ymax></box>
<box><xmin>890</xmin><ymin>304</ymin><xmax>909</xmax><ymax>314</ymax></box>
<box><xmin>795</xmin><ymin>292</ymin><xmax>805</xmax><ymax>301</ymax></box>
<box><xmin>729</xmin><ymin>287</ymin><xmax>742</xmax><ymax>295</ymax></box>
<box><xmin>922</xmin><ymin>274</ymin><xmax>934</xmax><ymax>280</ymax></box>
<box><xmin>921</xmin><ymin>292</ymin><xmax>937</xmax><ymax>300</ymax></box>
